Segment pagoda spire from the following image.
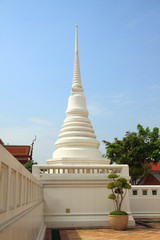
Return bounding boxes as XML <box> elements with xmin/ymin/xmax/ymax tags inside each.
<box><xmin>75</xmin><ymin>24</ymin><xmax>78</xmax><ymax>53</ymax></box>
<box><xmin>72</xmin><ymin>24</ymin><xmax>83</xmax><ymax>92</ymax></box>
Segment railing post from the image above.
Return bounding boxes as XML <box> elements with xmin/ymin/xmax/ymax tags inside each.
<box><xmin>32</xmin><ymin>165</ymin><xmax>40</xmax><ymax>179</ymax></box>
<box><xmin>120</xmin><ymin>165</ymin><xmax>129</xmax><ymax>177</ymax></box>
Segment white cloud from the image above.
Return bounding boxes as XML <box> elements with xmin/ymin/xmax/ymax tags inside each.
<box><xmin>151</xmin><ymin>84</ymin><xmax>160</xmax><ymax>89</ymax></box>
<box><xmin>0</xmin><ymin>126</ymin><xmax>35</xmax><ymax>145</ymax></box>
<box><xmin>28</xmin><ymin>117</ymin><xmax>53</xmax><ymax>125</ymax></box>
<box><xmin>111</xmin><ymin>93</ymin><xmax>133</xmax><ymax>105</ymax></box>
<box><xmin>127</xmin><ymin>19</ymin><xmax>140</xmax><ymax>27</ymax></box>
<box><xmin>0</xmin><ymin>125</ymin><xmax>58</xmax><ymax>164</ymax></box>
<box><xmin>119</xmin><ymin>100</ymin><xmax>134</xmax><ymax>105</ymax></box>
<box><xmin>149</xmin><ymin>97</ymin><xmax>160</xmax><ymax>103</ymax></box>
<box><xmin>88</xmin><ymin>106</ymin><xmax>103</xmax><ymax>116</ymax></box>
<box><xmin>112</xmin><ymin>93</ymin><xmax>125</xmax><ymax>99</ymax></box>
<box><xmin>88</xmin><ymin>105</ymin><xmax>113</xmax><ymax>117</ymax></box>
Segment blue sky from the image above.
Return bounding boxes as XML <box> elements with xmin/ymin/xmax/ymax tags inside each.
<box><xmin>0</xmin><ymin>0</ymin><xmax>160</xmax><ymax>164</ymax></box>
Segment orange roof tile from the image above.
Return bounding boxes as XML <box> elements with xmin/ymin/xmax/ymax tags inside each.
<box><xmin>151</xmin><ymin>161</ymin><xmax>160</xmax><ymax>171</ymax></box>
<box><xmin>5</xmin><ymin>146</ymin><xmax>31</xmax><ymax>156</ymax></box>
<box><xmin>138</xmin><ymin>174</ymin><xmax>160</xmax><ymax>185</ymax></box>
<box><xmin>4</xmin><ymin>145</ymin><xmax>32</xmax><ymax>164</ymax></box>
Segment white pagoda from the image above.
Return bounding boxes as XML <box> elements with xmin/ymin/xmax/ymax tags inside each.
<box><xmin>47</xmin><ymin>25</ymin><xmax>109</xmax><ymax>166</ymax></box>
<box><xmin>32</xmin><ymin>25</ymin><xmax>134</xmax><ymax>228</ymax></box>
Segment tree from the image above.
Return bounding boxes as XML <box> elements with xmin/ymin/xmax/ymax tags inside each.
<box><xmin>103</xmin><ymin>124</ymin><xmax>160</xmax><ymax>185</ymax></box>
<box><xmin>24</xmin><ymin>159</ymin><xmax>37</xmax><ymax>173</ymax></box>
<box><xmin>107</xmin><ymin>173</ymin><xmax>131</xmax><ymax>213</ymax></box>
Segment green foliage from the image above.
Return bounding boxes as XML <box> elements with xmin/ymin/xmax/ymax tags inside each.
<box><xmin>115</xmin><ymin>188</ymin><xmax>121</xmax><ymax>194</ymax></box>
<box><xmin>103</xmin><ymin>124</ymin><xmax>160</xmax><ymax>184</ymax></box>
<box><xmin>108</xmin><ymin>193</ymin><xmax>116</xmax><ymax>199</ymax></box>
<box><xmin>107</xmin><ymin>182</ymin><xmax>115</xmax><ymax>189</ymax></box>
<box><xmin>109</xmin><ymin>211</ymin><xmax>128</xmax><ymax>215</ymax></box>
<box><xmin>107</xmin><ymin>174</ymin><xmax>131</xmax><ymax>212</ymax></box>
<box><xmin>108</xmin><ymin>173</ymin><xmax>118</xmax><ymax>179</ymax></box>
<box><xmin>24</xmin><ymin>159</ymin><xmax>37</xmax><ymax>173</ymax></box>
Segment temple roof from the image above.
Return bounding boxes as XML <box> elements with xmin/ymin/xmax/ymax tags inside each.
<box><xmin>151</xmin><ymin>161</ymin><xmax>160</xmax><ymax>171</ymax></box>
<box><xmin>1</xmin><ymin>137</ymin><xmax>36</xmax><ymax>164</ymax></box>
<box><xmin>4</xmin><ymin>145</ymin><xmax>33</xmax><ymax>164</ymax></box>
<box><xmin>138</xmin><ymin>174</ymin><xmax>160</xmax><ymax>185</ymax></box>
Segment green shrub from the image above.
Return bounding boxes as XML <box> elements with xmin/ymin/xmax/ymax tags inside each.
<box><xmin>107</xmin><ymin>173</ymin><xmax>131</xmax><ymax>214</ymax></box>
<box><xmin>109</xmin><ymin>211</ymin><xmax>128</xmax><ymax>215</ymax></box>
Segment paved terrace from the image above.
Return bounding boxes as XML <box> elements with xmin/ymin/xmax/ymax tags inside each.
<box><xmin>45</xmin><ymin>218</ymin><xmax>160</xmax><ymax>240</ymax></box>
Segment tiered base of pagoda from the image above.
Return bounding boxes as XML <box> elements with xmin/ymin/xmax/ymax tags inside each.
<box><xmin>47</xmin><ymin>157</ymin><xmax>110</xmax><ymax>165</ymax></box>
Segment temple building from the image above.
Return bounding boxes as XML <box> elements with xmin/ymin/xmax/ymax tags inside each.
<box><xmin>0</xmin><ymin>138</ymin><xmax>35</xmax><ymax>164</ymax></box>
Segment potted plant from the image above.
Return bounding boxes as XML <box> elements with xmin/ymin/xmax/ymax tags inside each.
<box><xmin>107</xmin><ymin>173</ymin><xmax>131</xmax><ymax>230</ymax></box>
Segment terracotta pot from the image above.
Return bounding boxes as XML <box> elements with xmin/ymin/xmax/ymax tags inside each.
<box><xmin>109</xmin><ymin>214</ymin><xmax>128</xmax><ymax>230</ymax></box>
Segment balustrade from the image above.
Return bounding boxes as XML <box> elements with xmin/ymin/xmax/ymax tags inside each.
<box><xmin>32</xmin><ymin>164</ymin><xmax>129</xmax><ymax>178</ymax></box>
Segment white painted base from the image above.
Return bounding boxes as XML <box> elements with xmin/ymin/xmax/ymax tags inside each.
<box><xmin>132</xmin><ymin>212</ymin><xmax>160</xmax><ymax>218</ymax></box>
<box><xmin>128</xmin><ymin>215</ymin><xmax>136</xmax><ymax>226</ymax></box>
<box><xmin>45</xmin><ymin>214</ymin><xmax>135</xmax><ymax>228</ymax></box>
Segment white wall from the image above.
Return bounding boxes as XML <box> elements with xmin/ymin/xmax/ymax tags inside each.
<box><xmin>0</xmin><ymin>145</ymin><xmax>46</xmax><ymax>240</ymax></box>
<box><xmin>43</xmin><ymin>179</ymin><xmax>134</xmax><ymax>228</ymax></box>
<box><xmin>33</xmin><ymin>164</ymin><xmax>135</xmax><ymax>228</ymax></box>
<box><xmin>0</xmin><ymin>202</ymin><xmax>44</xmax><ymax>240</ymax></box>
<box><xmin>129</xmin><ymin>185</ymin><xmax>160</xmax><ymax>217</ymax></box>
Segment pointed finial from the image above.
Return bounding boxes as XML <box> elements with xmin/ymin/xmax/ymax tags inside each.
<box><xmin>75</xmin><ymin>24</ymin><xmax>78</xmax><ymax>54</ymax></box>
<box><xmin>72</xmin><ymin>24</ymin><xmax>83</xmax><ymax>91</ymax></box>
